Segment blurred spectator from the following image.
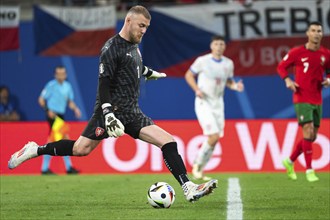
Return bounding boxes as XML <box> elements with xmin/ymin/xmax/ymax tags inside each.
<box><xmin>178</xmin><ymin>0</ymin><xmax>200</xmax><ymax>3</ymax></box>
<box><xmin>0</xmin><ymin>86</ymin><xmax>20</xmax><ymax>121</ymax></box>
<box><xmin>63</xmin><ymin>0</ymin><xmax>95</xmax><ymax>6</ymax></box>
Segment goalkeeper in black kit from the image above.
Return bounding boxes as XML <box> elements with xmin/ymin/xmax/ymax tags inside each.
<box><xmin>8</xmin><ymin>5</ymin><xmax>217</xmax><ymax>202</ymax></box>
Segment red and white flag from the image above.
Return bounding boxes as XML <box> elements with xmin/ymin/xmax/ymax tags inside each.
<box><xmin>0</xmin><ymin>6</ymin><xmax>20</xmax><ymax>51</ymax></box>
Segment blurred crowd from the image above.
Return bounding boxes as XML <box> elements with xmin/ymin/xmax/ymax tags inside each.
<box><xmin>58</xmin><ymin>0</ymin><xmax>316</xmax><ymax>7</ymax></box>
<box><xmin>59</xmin><ymin>0</ymin><xmax>326</xmax><ymax>10</ymax></box>
<box><xmin>0</xmin><ymin>86</ymin><xmax>20</xmax><ymax>121</ymax></box>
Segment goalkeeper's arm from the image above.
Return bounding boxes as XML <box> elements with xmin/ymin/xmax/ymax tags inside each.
<box><xmin>98</xmin><ymin>76</ymin><xmax>124</xmax><ymax>138</ymax></box>
<box><xmin>142</xmin><ymin>66</ymin><xmax>167</xmax><ymax>80</ymax></box>
<box><xmin>99</xmin><ymin>76</ymin><xmax>112</xmax><ymax>105</ymax></box>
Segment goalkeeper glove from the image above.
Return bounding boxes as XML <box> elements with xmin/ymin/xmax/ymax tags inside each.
<box><xmin>142</xmin><ymin>66</ymin><xmax>167</xmax><ymax>80</ymax></box>
<box><xmin>102</xmin><ymin>103</ymin><xmax>125</xmax><ymax>138</ymax></box>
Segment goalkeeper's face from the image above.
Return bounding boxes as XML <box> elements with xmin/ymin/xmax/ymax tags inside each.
<box><xmin>127</xmin><ymin>14</ymin><xmax>150</xmax><ymax>44</ymax></box>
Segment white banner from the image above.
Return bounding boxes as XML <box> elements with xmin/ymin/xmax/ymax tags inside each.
<box><xmin>39</xmin><ymin>5</ymin><xmax>116</xmax><ymax>30</ymax></box>
<box><xmin>0</xmin><ymin>6</ymin><xmax>20</xmax><ymax>28</ymax></box>
<box><xmin>152</xmin><ymin>0</ymin><xmax>330</xmax><ymax>40</ymax></box>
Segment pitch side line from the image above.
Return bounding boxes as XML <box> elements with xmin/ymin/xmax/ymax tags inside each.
<box><xmin>226</xmin><ymin>178</ymin><xmax>243</xmax><ymax>220</ymax></box>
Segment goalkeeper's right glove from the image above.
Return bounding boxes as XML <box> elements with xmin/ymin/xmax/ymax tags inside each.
<box><xmin>102</xmin><ymin>103</ymin><xmax>125</xmax><ymax>138</ymax></box>
<box><xmin>142</xmin><ymin>66</ymin><xmax>167</xmax><ymax>80</ymax></box>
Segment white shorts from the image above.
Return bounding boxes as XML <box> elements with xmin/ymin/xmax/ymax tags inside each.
<box><xmin>194</xmin><ymin>97</ymin><xmax>225</xmax><ymax>137</ymax></box>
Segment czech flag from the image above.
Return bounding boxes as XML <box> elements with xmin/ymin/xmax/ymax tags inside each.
<box><xmin>0</xmin><ymin>6</ymin><xmax>20</xmax><ymax>51</ymax></box>
<box><xmin>33</xmin><ymin>5</ymin><xmax>117</xmax><ymax>56</ymax></box>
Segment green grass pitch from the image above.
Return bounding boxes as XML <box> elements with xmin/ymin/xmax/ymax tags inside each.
<box><xmin>1</xmin><ymin>173</ymin><xmax>329</xmax><ymax>220</ymax></box>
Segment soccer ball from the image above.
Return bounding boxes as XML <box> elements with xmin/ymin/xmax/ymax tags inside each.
<box><xmin>147</xmin><ymin>182</ymin><xmax>176</xmax><ymax>208</ymax></box>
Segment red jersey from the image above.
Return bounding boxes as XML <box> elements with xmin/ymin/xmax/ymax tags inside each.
<box><xmin>277</xmin><ymin>45</ymin><xmax>330</xmax><ymax>105</ymax></box>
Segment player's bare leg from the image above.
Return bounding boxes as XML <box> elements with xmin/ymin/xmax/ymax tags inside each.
<box><xmin>72</xmin><ymin>136</ymin><xmax>101</xmax><ymax>156</ymax></box>
<box><xmin>192</xmin><ymin>133</ymin><xmax>218</xmax><ymax>181</ymax></box>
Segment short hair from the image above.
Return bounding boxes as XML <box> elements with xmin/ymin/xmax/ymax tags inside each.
<box><xmin>211</xmin><ymin>35</ymin><xmax>225</xmax><ymax>42</ymax></box>
<box><xmin>308</xmin><ymin>21</ymin><xmax>322</xmax><ymax>29</ymax></box>
<box><xmin>127</xmin><ymin>5</ymin><xmax>151</xmax><ymax>20</ymax></box>
<box><xmin>0</xmin><ymin>85</ymin><xmax>9</xmax><ymax>93</ymax></box>
<box><xmin>55</xmin><ymin>65</ymin><xmax>66</xmax><ymax>72</ymax></box>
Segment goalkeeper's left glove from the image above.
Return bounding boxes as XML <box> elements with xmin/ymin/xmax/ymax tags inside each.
<box><xmin>102</xmin><ymin>103</ymin><xmax>125</xmax><ymax>138</ymax></box>
<box><xmin>142</xmin><ymin>66</ymin><xmax>167</xmax><ymax>80</ymax></box>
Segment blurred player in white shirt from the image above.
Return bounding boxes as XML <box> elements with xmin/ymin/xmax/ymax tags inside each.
<box><xmin>185</xmin><ymin>35</ymin><xmax>244</xmax><ymax>180</ymax></box>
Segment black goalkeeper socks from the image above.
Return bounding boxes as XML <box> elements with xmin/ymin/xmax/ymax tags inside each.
<box><xmin>37</xmin><ymin>140</ymin><xmax>75</xmax><ymax>156</ymax></box>
<box><xmin>162</xmin><ymin>142</ymin><xmax>190</xmax><ymax>186</ymax></box>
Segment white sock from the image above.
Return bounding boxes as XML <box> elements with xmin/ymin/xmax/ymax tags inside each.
<box><xmin>306</xmin><ymin>169</ymin><xmax>314</xmax><ymax>174</ymax></box>
<box><xmin>194</xmin><ymin>141</ymin><xmax>214</xmax><ymax>169</ymax></box>
<box><xmin>182</xmin><ymin>181</ymin><xmax>194</xmax><ymax>194</ymax></box>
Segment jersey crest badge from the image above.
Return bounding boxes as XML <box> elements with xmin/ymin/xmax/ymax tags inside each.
<box><xmin>95</xmin><ymin>127</ymin><xmax>105</xmax><ymax>137</ymax></box>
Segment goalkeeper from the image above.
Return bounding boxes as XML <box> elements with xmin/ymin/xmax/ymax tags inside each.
<box><xmin>8</xmin><ymin>5</ymin><xmax>217</xmax><ymax>203</ymax></box>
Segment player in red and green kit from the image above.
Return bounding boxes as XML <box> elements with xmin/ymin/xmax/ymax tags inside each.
<box><xmin>277</xmin><ymin>21</ymin><xmax>330</xmax><ymax>182</ymax></box>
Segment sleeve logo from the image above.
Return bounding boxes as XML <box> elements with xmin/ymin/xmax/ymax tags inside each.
<box><xmin>99</xmin><ymin>63</ymin><xmax>105</xmax><ymax>74</ymax></box>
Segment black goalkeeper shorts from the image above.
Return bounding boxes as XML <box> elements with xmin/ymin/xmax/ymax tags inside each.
<box><xmin>82</xmin><ymin>112</ymin><xmax>154</xmax><ymax>140</ymax></box>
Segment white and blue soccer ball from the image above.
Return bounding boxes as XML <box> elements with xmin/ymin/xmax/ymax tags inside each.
<box><xmin>147</xmin><ymin>182</ymin><xmax>176</xmax><ymax>208</ymax></box>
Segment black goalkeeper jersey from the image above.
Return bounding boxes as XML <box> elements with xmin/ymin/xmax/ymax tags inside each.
<box><xmin>93</xmin><ymin>34</ymin><xmax>145</xmax><ymax>124</ymax></box>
